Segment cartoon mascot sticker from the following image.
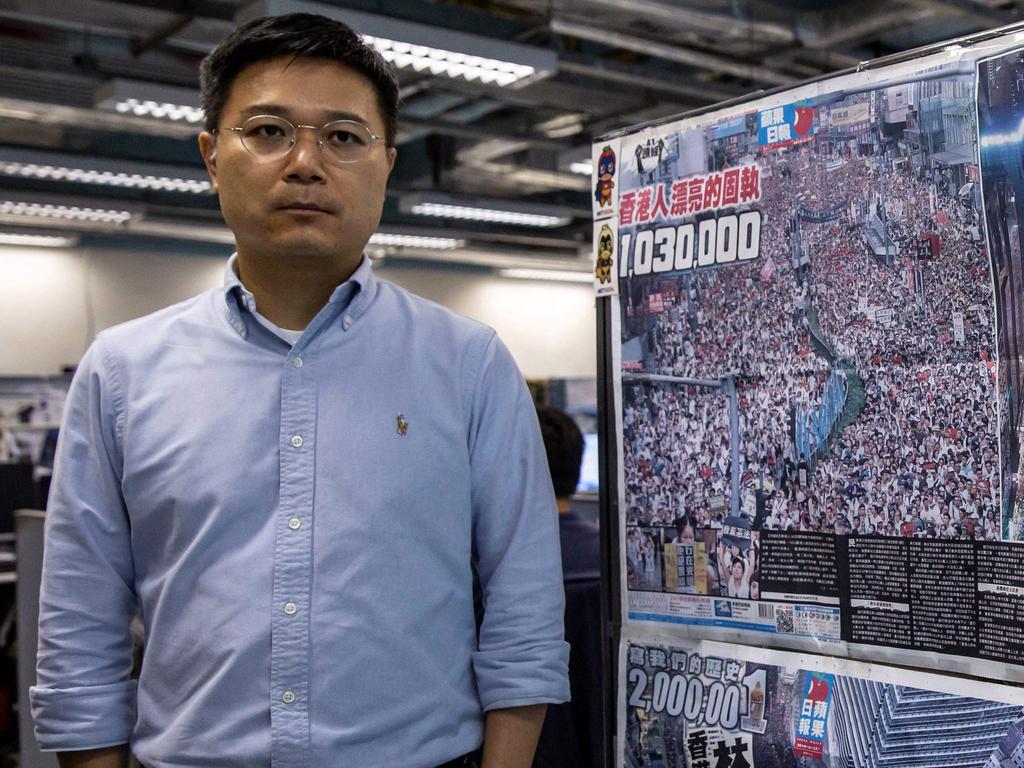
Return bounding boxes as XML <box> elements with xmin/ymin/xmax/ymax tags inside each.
<box><xmin>594</xmin><ymin>145</ymin><xmax>616</xmax><ymax>208</ymax></box>
<box><xmin>594</xmin><ymin>223</ymin><xmax>615</xmax><ymax>285</ymax></box>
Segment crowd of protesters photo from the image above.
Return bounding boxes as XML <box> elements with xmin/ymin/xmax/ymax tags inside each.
<box><xmin>621</xmin><ymin>96</ymin><xmax>1004</xmax><ymax>580</ymax></box>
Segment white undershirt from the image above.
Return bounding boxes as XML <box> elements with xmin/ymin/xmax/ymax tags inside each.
<box><xmin>230</xmin><ymin>257</ymin><xmax>304</xmax><ymax>345</ymax></box>
<box><xmin>250</xmin><ymin>309</ymin><xmax>304</xmax><ymax>346</ymax></box>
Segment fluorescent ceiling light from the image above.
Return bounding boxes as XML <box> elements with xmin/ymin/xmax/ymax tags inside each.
<box><xmin>400</xmin><ymin>193</ymin><xmax>573</xmax><ymax>228</ymax></box>
<box><xmin>0</xmin><ymin>232</ymin><xmax>78</xmax><ymax>248</ymax></box>
<box><xmin>388</xmin><ymin>245</ymin><xmax>589</xmax><ymax>271</ymax></box>
<box><xmin>239</xmin><ymin>1</ymin><xmax>557</xmax><ymax>89</ymax></box>
<box><xmin>536</xmin><ymin>114</ymin><xmax>584</xmax><ymax>138</ymax></box>
<box><xmin>0</xmin><ymin>200</ymin><xmax>132</xmax><ymax>224</ymax></box>
<box><xmin>1</xmin><ymin>164</ymin><xmax>211</xmax><ymax>194</ymax></box>
<box><xmin>95</xmin><ymin>79</ymin><xmax>204</xmax><ymax>124</ymax></box>
<box><xmin>369</xmin><ymin>233</ymin><xmax>463</xmax><ymax>249</ymax></box>
<box><xmin>0</xmin><ymin>148</ymin><xmax>211</xmax><ymax>194</ymax></box>
<box><xmin>569</xmin><ymin>161</ymin><xmax>592</xmax><ymax>175</ymax></box>
<box><xmin>112</xmin><ymin>99</ymin><xmax>204</xmax><ymax>123</ymax></box>
<box><xmin>500</xmin><ymin>268</ymin><xmax>592</xmax><ymax>282</ymax></box>
<box><xmin>130</xmin><ymin>219</ymin><xmax>235</xmax><ymax>244</ymax></box>
<box><xmin>409</xmin><ymin>203</ymin><xmax>564</xmax><ymax>227</ymax></box>
<box><xmin>365</xmin><ymin>36</ymin><xmax>534</xmax><ymax>87</ymax></box>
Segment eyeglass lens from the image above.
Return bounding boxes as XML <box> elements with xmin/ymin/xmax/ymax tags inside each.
<box><xmin>239</xmin><ymin>115</ymin><xmax>374</xmax><ymax>163</ymax></box>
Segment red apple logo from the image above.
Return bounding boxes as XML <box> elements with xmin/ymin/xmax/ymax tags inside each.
<box><xmin>807</xmin><ymin>676</ymin><xmax>831</xmax><ymax>700</ymax></box>
<box><xmin>794</xmin><ymin>107</ymin><xmax>815</xmax><ymax>137</ymax></box>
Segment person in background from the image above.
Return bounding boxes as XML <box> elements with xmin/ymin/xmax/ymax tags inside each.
<box><xmin>537</xmin><ymin>406</ymin><xmax>599</xmax><ymax>580</ymax></box>
<box><xmin>31</xmin><ymin>13</ymin><xmax>568</xmax><ymax>768</ymax></box>
<box><xmin>533</xmin><ymin>405</ymin><xmax>603</xmax><ymax>768</ymax></box>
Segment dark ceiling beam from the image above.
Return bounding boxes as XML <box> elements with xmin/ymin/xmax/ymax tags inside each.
<box><xmin>576</xmin><ymin>0</ymin><xmax>796</xmax><ymax>46</ymax></box>
<box><xmin>0</xmin><ymin>96</ymin><xmax>198</xmax><ymax>139</ymax></box>
<box><xmin>797</xmin><ymin>2</ymin><xmax>934</xmax><ymax>50</ymax></box>
<box><xmin>93</xmin><ymin>0</ymin><xmax>236</xmax><ymax>22</ymax></box>
<box><xmin>901</xmin><ymin>0</ymin><xmax>1019</xmax><ymax>29</ymax></box>
<box><xmin>550</xmin><ymin>17</ymin><xmax>798</xmax><ymax>86</ymax></box>
<box><xmin>131</xmin><ymin>13</ymin><xmax>196</xmax><ymax>58</ymax></box>
<box><xmin>0</xmin><ymin>22</ymin><xmax>204</xmax><ymax>86</ymax></box>
<box><xmin>401</xmin><ymin>115</ymin><xmax>572</xmax><ymax>150</ymax></box>
<box><xmin>757</xmin><ymin>56</ymin><xmax>825</xmax><ymax>79</ymax></box>
<box><xmin>557</xmin><ymin>53</ymin><xmax>742</xmax><ymax>104</ymax></box>
<box><xmin>765</xmin><ymin>48</ymin><xmax>862</xmax><ymax>72</ymax></box>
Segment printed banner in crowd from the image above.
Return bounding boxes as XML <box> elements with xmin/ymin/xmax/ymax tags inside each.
<box><xmin>619</xmin><ymin>635</ymin><xmax>1024</xmax><ymax>768</ymax></box>
<box><xmin>603</xmin><ymin>35</ymin><xmax>1024</xmax><ymax>681</ymax></box>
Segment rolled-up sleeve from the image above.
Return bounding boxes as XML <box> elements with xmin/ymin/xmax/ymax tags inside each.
<box><xmin>30</xmin><ymin>336</ymin><xmax>138</xmax><ymax>750</ymax></box>
<box><xmin>467</xmin><ymin>332</ymin><xmax>570</xmax><ymax>711</ymax></box>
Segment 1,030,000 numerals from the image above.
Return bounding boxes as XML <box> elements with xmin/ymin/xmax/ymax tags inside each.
<box><xmin>619</xmin><ymin>211</ymin><xmax>762</xmax><ymax>278</ymax></box>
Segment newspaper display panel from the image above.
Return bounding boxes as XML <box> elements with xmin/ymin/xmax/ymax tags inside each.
<box><xmin>618</xmin><ymin>634</ymin><xmax>1024</xmax><ymax>768</ymax></box>
<box><xmin>602</xmin><ymin>34</ymin><xmax>1024</xmax><ymax>682</ymax></box>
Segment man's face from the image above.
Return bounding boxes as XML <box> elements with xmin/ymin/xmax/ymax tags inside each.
<box><xmin>199</xmin><ymin>56</ymin><xmax>396</xmax><ymax>269</ymax></box>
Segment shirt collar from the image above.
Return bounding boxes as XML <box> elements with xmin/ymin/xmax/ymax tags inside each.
<box><xmin>221</xmin><ymin>252</ymin><xmax>378</xmax><ymax>338</ymax></box>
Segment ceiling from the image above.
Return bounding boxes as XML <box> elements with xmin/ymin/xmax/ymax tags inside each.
<box><xmin>0</xmin><ymin>0</ymin><xmax>1019</xmax><ymax>272</ymax></box>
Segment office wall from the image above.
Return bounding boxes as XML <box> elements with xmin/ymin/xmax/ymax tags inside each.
<box><xmin>379</xmin><ymin>262</ymin><xmax>596</xmax><ymax>379</ymax></box>
<box><xmin>0</xmin><ymin>245</ymin><xmax>596</xmax><ymax>379</ymax></box>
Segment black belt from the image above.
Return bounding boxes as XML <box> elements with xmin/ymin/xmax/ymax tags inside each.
<box><xmin>436</xmin><ymin>750</ymin><xmax>481</xmax><ymax>768</ymax></box>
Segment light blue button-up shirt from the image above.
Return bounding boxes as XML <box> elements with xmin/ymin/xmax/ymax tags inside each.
<box><xmin>31</xmin><ymin>255</ymin><xmax>570</xmax><ymax>768</ymax></box>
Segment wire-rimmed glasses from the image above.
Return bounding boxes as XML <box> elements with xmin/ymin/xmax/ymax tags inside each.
<box><xmin>225</xmin><ymin>115</ymin><xmax>386</xmax><ymax>164</ymax></box>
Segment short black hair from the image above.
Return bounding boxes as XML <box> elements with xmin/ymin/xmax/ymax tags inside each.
<box><xmin>536</xmin><ymin>405</ymin><xmax>584</xmax><ymax>499</ymax></box>
<box><xmin>199</xmin><ymin>13</ymin><xmax>400</xmax><ymax>145</ymax></box>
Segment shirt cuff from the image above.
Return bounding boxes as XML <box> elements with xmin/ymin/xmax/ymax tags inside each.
<box><xmin>472</xmin><ymin>641</ymin><xmax>571</xmax><ymax>712</ymax></box>
<box><xmin>30</xmin><ymin>680</ymin><xmax>136</xmax><ymax>751</ymax></box>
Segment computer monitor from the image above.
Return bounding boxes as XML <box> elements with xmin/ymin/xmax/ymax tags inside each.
<box><xmin>576</xmin><ymin>433</ymin><xmax>599</xmax><ymax>492</ymax></box>
<box><xmin>37</xmin><ymin>428</ymin><xmax>59</xmax><ymax>469</ymax></box>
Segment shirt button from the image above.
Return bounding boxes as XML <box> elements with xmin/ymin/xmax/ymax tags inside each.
<box><xmin>343</xmin><ymin>314</ymin><xmax>353</xmax><ymax>329</ymax></box>
<box><xmin>291</xmin><ymin>356</ymin><xmax>303</xmax><ymax>368</ymax></box>
<box><xmin>290</xmin><ymin>435</ymin><xmax>304</xmax><ymax>448</ymax></box>
<box><xmin>288</xmin><ymin>517</ymin><xmax>301</xmax><ymax>530</ymax></box>
<box><xmin>282</xmin><ymin>690</ymin><xmax>296</xmax><ymax>704</ymax></box>
<box><xmin>284</xmin><ymin>602</ymin><xmax>298</xmax><ymax>615</ymax></box>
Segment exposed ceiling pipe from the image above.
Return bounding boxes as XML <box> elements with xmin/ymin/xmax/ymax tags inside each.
<box><xmin>402</xmin><ymin>115</ymin><xmax>571</xmax><ymax>150</ymax></box>
<box><xmin>762</xmin><ymin>48</ymin><xmax>861</xmax><ymax>73</ymax></box>
<box><xmin>131</xmin><ymin>13</ymin><xmax>196</xmax><ymax>57</ymax></box>
<box><xmin>799</xmin><ymin>5</ymin><xmax>937</xmax><ymax>50</ymax></box>
<box><xmin>900</xmin><ymin>0</ymin><xmax>1017</xmax><ymax>29</ymax></box>
<box><xmin>550</xmin><ymin>18</ymin><xmax>797</xmax><ymax>86</ymax></box>
<box><xmin>381</xmin><ymin>246</ymin><xmax>589</xmax><ymax>272</ymax></box>
<box><xmin>457</xmin><ymin>160</ymin><xmax>590</xmax><ymax>192</ymax></box>
<box><xmin>557</xmin><ymin>55</ymin><xmax>739</xmax><ymax>104</ymax></box>
<box><xmin>456</xmin><ymin>139</ymin><xmax>531</xmax><ymax>165</ymax></box>
<box><xmin>0</xmin><ymin>96</ymin><xmax>198</xmax><ymax>138</ymax></box>
<box><xmin>453</xmin><ymin>138</ymin><xmax>589</xmax><ymax>193</ymax></box>
<box><xmin>581</xmin><ymin>0</ymin><xmax>796</xmax><ymax>45</ymax></box>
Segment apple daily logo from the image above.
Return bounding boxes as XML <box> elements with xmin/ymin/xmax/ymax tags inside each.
<box><xmin>758</xmin><ymin>103</ymin><xmax>816</xmax><ymax>147</ymax></box>
<box><xmin>635</xmin><ymin>137</ymin><xmax>667</xmax><ymax>174</ymax></box>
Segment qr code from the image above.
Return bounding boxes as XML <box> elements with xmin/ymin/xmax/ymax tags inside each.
<box><xmin>775</xmin><ymin>607</ymin><xmax>794</xmax><ymax>634</ymax></box>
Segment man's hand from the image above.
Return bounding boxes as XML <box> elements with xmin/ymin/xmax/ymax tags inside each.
<box><xmin>57</xmin><ymin>746</ymin><xmax>128</xmax><ymax>768</ymax></box>
<box><xmin>480</xmin><ymin>704</ymin><xmax>547</xmax><ymax>768</ymax></box>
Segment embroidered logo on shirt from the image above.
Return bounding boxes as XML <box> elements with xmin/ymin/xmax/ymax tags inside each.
<box><xmin>396</xmin><ymin>414</ymin><xmax>409</xmax><ymax>436</ymax></box>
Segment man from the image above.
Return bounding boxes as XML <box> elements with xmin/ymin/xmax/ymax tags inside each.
<box><xmin>31</xmin><ymin>13</ymin><xmax>569</xmax><ymax>768</ymax></box>
<box><xmin>535</xmin><ymin>407</ymin><xmax>599</xmax><ymax>582</ymax></box>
